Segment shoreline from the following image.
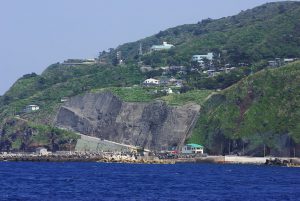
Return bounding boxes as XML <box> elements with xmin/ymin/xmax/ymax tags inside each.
<box><xmin>1</xmin><ymin>153</ymin><xmax>300</xmax><ymax>166</ymax></box>
<box><xmin>0</xmin><ymin>152</ymin><xmax>174</xmax><ymax>164</ymax></box>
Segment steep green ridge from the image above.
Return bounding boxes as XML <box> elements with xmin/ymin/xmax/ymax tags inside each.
<box><xmin>189</xmin><ymin>62</ymin><xmax>300</xmax><ymax>156</ymax></box>
<box><xmin>111</xmin><ymin>1</ymin><xmax>300</xmax><ymax>66</ymax></box>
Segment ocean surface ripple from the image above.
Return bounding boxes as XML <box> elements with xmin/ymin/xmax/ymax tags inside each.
<box><xmin>0</xmin><ymin>162</ymin><xmax>299</xmax><ymax>201</ymax></box>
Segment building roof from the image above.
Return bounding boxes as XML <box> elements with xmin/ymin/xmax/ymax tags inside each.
<box><xmin>192</xmin><ymin>53</ymin><xmax>213</xmax><ymax>61</ymax></box>
<box><xmin>186</xmin><ymin>143</ymin><xmax>203</xmax><ymax>148</ymax></box>
<box><xmin>27</xmin><ymin>105</ymin><xmax>39</xmax><ymax>107</ymax></box>
<box><xmin>144</xmin><ymin>78</ymin><xmax>159</xmax><ymax>82</ymax></box>
<box><xmin>151</xmin><ymin>42</ymin><xmax>174</xmax><ymax>50</ymax></box>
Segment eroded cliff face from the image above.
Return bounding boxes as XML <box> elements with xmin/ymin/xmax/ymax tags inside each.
<box><xmin>55</xmin><ymin>92</ymin><xmax>200</xmax><ymax>150</ymax></box>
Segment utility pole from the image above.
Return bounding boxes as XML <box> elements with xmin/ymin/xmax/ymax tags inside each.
<box><xmin>69</xmin><ymin>139</ymin><xmax>73</xmax><ymax>154</ymax></box>
<box><xmin>220</xmin><ymin>143</ymin><xmax>223</xmax><ymax>155</ymax></box>
<box><xmin>242</xmin><ymin>141</ymin><xmax>245</xmax><ymax>156</ymax></box>
<box><xmin>263</xmin><ymin>144</ymin><xmax>266</xmax><ymax>157</ymax></box>
<box><xmin>139</xmin><ymin>43</ymin><xmax>143</xmax><ymax>56</ymax></box>
<box><xmin>138</xmin><ymin>43</ymin><xmax>143</xmax><ymax>65</ymax></box>
<box><xmin>294</xmin><ymin>147</ymin><xmax>296</xmax><ymax>158</ymax></box>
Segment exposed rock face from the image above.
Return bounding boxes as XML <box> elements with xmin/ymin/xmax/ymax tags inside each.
<box><xmin>55</xmin><ymin>92</ymin><xmax>200</xmax><ymax>151</ymax></box>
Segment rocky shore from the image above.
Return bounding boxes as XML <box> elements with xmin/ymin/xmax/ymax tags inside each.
<box><xmin>0</xmin><ymin>152</ymin><xmax>174</xmax><ymax>164</ymax></box>
<box><xmin>1</xmin><ymin>152</ymin><xmax>300</xmax><ymax>166</ymax></box>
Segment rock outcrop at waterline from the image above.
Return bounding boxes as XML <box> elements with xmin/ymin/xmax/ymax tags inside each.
<box><xmin>55</xmin><ymin>92</ymin><xmax>200</xmax><ymax>150</ymax></box>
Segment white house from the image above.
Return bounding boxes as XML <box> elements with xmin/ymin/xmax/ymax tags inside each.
<box><xmin>36</xmin><ymin>147</ymin><xmax>48</xmax><ymax>156</ymax></box>
<box><xmin>24</xmin><ymin>105</ymin><xmax>39</xmax><ymax>113</ymax></box>
<box><xmin>150</xmin><ymin>42</ymin><xmax>174</xmax><ymax>51</ymax></box>
<box><xmin>166</xmin><ymin>88</ymin><xmax>173</xmax><ymax>94</ymax></box>
<box><xmin>181</xmin><ymin>144</ymin><xmax>204</xmax><ymax>154</ymax></box>
<box><xmin>60</xmin><ymin>97</ymin><xmax>69</xmax><ymax>103</ymax></box>
<box><xmin>284</xmin><ymin>58</ymin><xmax>295</xmax><ymax>63</ymax></box>
<box><xmin>62</xmin><ymin>58</ymin><xmax>96</xmax><ymax>65</ymax></box>
<box><xmin>162</xmin><ymin>88</ymin><xmax>173</xmax><ymax>94</ymax></box>
<box><xmin>192</xmin><ymin>53</ymin><xmax>214</xmax><ymax>64</ymax></box>
<box><xmin>143</xmin><ymin>78</ymin><xmax>160</xmax><ymax>85</ymax></box>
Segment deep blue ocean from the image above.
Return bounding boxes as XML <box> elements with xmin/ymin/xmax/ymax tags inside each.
<box><xmin>0</xmin><ymin>162</ymin><xmax>299</xmax><ymax>201</ymax></box>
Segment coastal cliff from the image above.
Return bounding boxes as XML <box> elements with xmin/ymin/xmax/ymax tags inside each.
<box><xmin>55</xmin><ymin>92</ymin><xmax>200</xmax><ymax>150</ymax></box>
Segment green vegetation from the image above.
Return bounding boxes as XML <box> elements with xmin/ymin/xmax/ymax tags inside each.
<box><xmin>0</xmin><ymin>118</ymin><xmax>79</xmax><ymax>152</ymax></box>
<box><xmin>92</xmin><ymin>86</ymin><xmax>211</xmax><ymax>105</ymax></box>
<box><xmin>0</xmin><ymin>1</ymin><xmax>300</xmax><ymax>155</ymax></box>
<box><xmin>110</xmin><ymin>1</ymin><xmax>300</xmax><ymax>66</ymax></box>
<box><xmin>91</xmin><ymin>87</ymin><xmax>212</xmax><ymax>106</ymax></box>
<box><xmin>0</xmin><ymin>63</ymin><xmax>145</xmax><ymax>123</ymax></box>
<box><xmin>189</xmin><ymin>62</ymin><xmax>300</xmax><ymax>156</ymax></box>
<box><xmin>160</xmin><ymin>90</ymin><xmax>212</xmax><ymax>106</ymax></box>
<box><xmin>2</xmin><ymin>1</ymin><xmax>299</xmax><ymax>124</ymax></box>
<box><xmin>91</xmin><ymin>87</ymin><xmax>156</xmax><ymax>102</ymax></box>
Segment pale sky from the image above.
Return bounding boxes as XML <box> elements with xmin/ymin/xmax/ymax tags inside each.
<box><xmin>0</xmin><ymin>0</ymin><xmax>284</xmax><ymax>95</ymax></box>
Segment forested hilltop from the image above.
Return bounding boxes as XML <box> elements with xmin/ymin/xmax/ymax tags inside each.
<box><xmin>107</xmin><ymin>1</ymin><xmax>300</xmax><ymax>66</ymax></box>
<box><xmin>0</xmin><ymin>1</ymin><xmax>299</xmax><ymax>155</ymax></box>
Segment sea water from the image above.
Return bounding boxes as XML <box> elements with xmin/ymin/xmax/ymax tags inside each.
<box><xmin>0</xmin><ymin>162</ymin><xmax>299</xmax><ymax>201</ymax></box>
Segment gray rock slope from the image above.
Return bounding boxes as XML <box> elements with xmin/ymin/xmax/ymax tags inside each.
<box><xmin>55</xmin><ymin>92</ymin><xmax>200</xmax><ymax>151</ymax></box>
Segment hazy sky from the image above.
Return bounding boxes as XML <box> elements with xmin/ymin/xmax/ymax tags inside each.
<box><xmin>0</xmin><ymin>0</ymin><xmax>283</xmax><ymax>95</ymax></box>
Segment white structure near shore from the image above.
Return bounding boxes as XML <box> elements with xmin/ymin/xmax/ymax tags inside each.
<box><xmin>224</xmin><ymin>156</ymin><xmax>274</xmax><ymax>164</ymax></box>
<box><xmin>36</xmin><ymin>147</ymin><xmax>48</xmax><ymax>156</ymax></box>
<box><xmin>75</xmin><ymin>134</ymin><xmax>141</xmax><ymax>153</ymax></box>
<box><xmin>181</xmin><ymin>144</ymin><xmax>204</xmax><ymax>154</ymax></box>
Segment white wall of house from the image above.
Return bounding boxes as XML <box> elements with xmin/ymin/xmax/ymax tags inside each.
<box><xmin>151</xmin><ymin>42</ymin><xmax>174</xmax><ymax>51</ymax></box>
<box><xmin>143</xmin><ymin>78</ymin><xmax>160</xmax><ymax>85</ymax></box>
<box><xmin>24</xmin><ymin>105</ymin><xmax>40</xmax><ymax>113</ymax></box>
<box><xmin>192</xmin><ymin>53</ymin><xmax>213</xmax><ymax>63</ymax></box>
<box><xmin>181</xmin><ymin>145</ymin><xmax>203</xmax><ymax>154</ymax></box>
<box><xmin>36</xmin><ymin>148</ymin><xmax>48</xmax><ymax>156</ymax></box>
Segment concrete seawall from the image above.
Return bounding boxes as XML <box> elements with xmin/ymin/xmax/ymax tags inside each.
<box><xmin>172</xmin><ymin>156</ymin><xmax>300</xmax><ymax>165</ymax></box>
<box><xmin>174</xmin><ymin>156</ymin><xmax>225</xmax><ymax>163</ymax></box>
<box><xmin>224</xmin><ymin>156</ymin><xmax>267</xmax><ymax>164</ymax></box>
<box><xmin>224</xmin><ymin>156</ymin><xmax>300</xmax><ymax>165</ymax></box>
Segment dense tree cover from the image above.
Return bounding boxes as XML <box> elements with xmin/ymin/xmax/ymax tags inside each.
<box><xmin>189</xmin><ymin>62</ymin><xmax>300</xmax><ymax>156</ymax></box>
<box><xmin>0</xmin><ymin>118</ymin><xmax>79</xmax><ymax>152</ymax></box>
<box><xmin>105</xmin><ymin>1</ymin><xmax>300</xmax><ymax>67</ymax></box>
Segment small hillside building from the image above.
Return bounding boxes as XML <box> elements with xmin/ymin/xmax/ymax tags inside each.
<box><xmin>24</xmin><ymin>105</ymin><xmax>39</xmax><ymax>113</ymax></box>
<box><xmin>161</xmin><ymin>88</ymin><xmax>173</xmax><ymax>94</ymax></box>
<box><xmin>284</xmin><ymin>58</ymin><xmax>296</xmax><ymax>63</ymax></box>
<box><xmin>181</xmin><ymin>144</ymin><xmax>204</xmax><ymax>154</ymax></box>
<box><xmin>143</xmin><ymin>78</ymin><xmax>160</xmax><ymax>85</ymax></box>
<box><xmin>167</xmin><ymin>88</ymin><xmax>173</xmax><ymax>94</ymax></box>
<box><xmin>62</xmin><ymin>59</ymin><xmax>96</xmax><ymax>65</ymax></box>
<box><xmin>60</xmin><ymin>97</ymin><xmax>69</xmax><ymax>103</ymax></box>
<box><xmin>192</xmin><ymin>53</ymin><xmax>214</xmax><ymax>64</ymax></box>
<box><xmin>151</xmin><ymin>42</ymin><xmax>174</xmax><ymax>51</ymax></box>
